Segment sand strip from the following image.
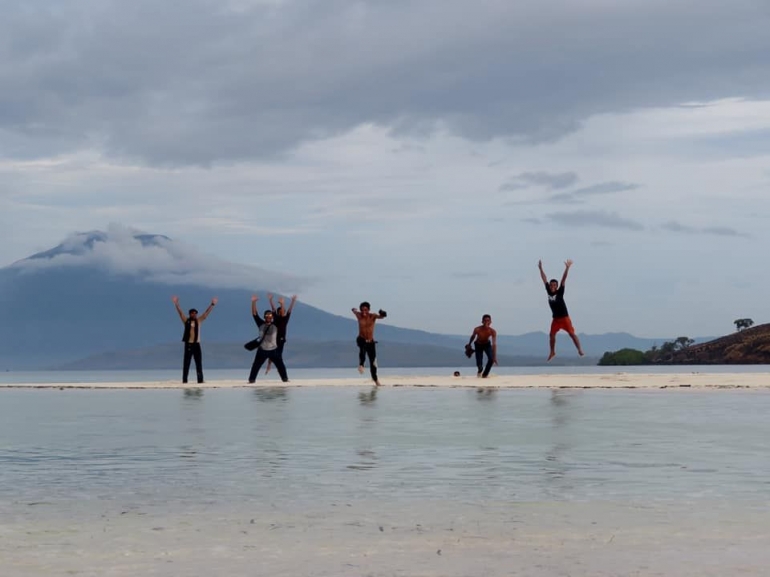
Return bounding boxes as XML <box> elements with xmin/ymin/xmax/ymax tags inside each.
<box><xmin>1</xmin><ymin>372</ymin><xmax>769</xmax><ymax>389</ymax></box>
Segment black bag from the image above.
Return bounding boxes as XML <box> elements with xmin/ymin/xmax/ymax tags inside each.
<box><xmin>244</xmin><ymin>338</ymin><xmax>261</xmax><ymax>351</ymax></box>
<box><xmin>464</xmin><ymin>344</ymin><xmax>474</xmax><ymax>358</ymax></box>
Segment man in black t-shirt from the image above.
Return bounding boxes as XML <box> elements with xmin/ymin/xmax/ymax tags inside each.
<box><xmin>538</xmin><ymin>259</ymin><xmax>584</xmax><ymax>361</ymax></box>
<box><xmin>265</xmin><ymin>294</ymin><xmax>297</xmax><ymax>375</ymax></box>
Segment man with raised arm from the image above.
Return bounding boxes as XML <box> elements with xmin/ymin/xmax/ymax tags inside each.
<box><xmin>352</xmin><ymin>301</ymin><xmax>387</xmax><ymax>386</ymax></box>
<box><xmin>171</xmin><ymin>295</ymin><xmax>217</xmax><ymax>384</ymax></box>
<box><xmin>467</xmin><ymin>314</ymin><xmax>498</xmax><ymax>378</ymax></box>
<box><xmin>538</xmin><ymin>259</ymin><xmax>584</xmax><ymax>361</ymax></box>
<box><xmin>248</xmin><ymin>295</ymin><xmax>289</xmax><ymax>383</ymax></box>
<box><xmin>265</xmin><ymin>293</ymin><xmax>298</xmax><ymax>375</ymax></box>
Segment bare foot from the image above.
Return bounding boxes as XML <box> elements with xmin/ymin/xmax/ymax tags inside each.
<box><xmin>477</xmin><ymin>372</ymin><xmax>482</xmax><ymax>378</ymax></box>
<box><xmin>374</xmin><ymin>380</ymin><xmax>381</xmax><ymax>386</ymax></box>
<box><xmin>358</xmin><ymin>365</ymin><xmax>364</xmax><ymax>374</ymax></box>
<box><xmin>547</xmin><ymin>352</ymin><xmax>556</xmax><ymax>362</ymax></box>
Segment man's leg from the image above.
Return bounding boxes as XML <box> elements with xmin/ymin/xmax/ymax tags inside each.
<box><xmin>192</xmin><ymin>343</ymin><xmax>204</xmax><ymax>383</ymax></box>
<box><xmin>357</xmin><ymin>337</ymin><xmax>366</xmax><ymax>374</ymax></box>
<box><xmin>482</xmin><ymin>342</ymin><xmax>494</xmax><ymax>377</ymax></box>
<box><xmin>270</xmin><ymin>350</ymin><xmax>289</xmax><ymax>383</ymax></box>
<box><xmin>474</xmin><ymin>345</ymin><xmax>484</xmax><ymax>376</ymax></box>
<box><xmin>366</xmin><ymin>342</ymin><xmax>379</xmax><ymax>384</ymax></box>
<box><xmin>248</xmin><ymin>349</ymin><xmax>269</xmax><ymax>383</ymax></box>
<box><xmin>548</xmin><ymin>320</ymin><xmax>558</xmax><ymax>361</ymax></box>
<box><xmin>182</xmin><ymin>344</ymin><xmax>193</xmax><ymax>383</ymax></box>
<box><xmin>568</xmin><ymin>332</ymin><xmax>585</xmax><ymax>356</ymax></box>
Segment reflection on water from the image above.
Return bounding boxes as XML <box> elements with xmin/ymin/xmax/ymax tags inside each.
<box><xmin>0</xmin><ymin>387</ymin><xmax>769</xmax><ymax>506</ymax></box>
<box><xmin>358</xmin><ymin>386</ymin><xmax>378</xmax><ymax>406</ymax></box>
<box><xmin>252</xmin><ymin>387</ymin><xmax>289</xmax><ymax>403</ymax></box>
<box><xmin>475</xmin><ymin>387</ymin><xmax>497</xmax><ymax>400</ymax></box>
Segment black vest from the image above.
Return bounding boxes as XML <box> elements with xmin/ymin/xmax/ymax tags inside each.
<box><xmin>182</xmin><ymin>319</ymin><xmax>199</xmax><ymax>343</ymax></box>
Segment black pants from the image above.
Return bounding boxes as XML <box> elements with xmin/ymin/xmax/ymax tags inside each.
<box><xmin>249</xmin><ymin>348</ymin><xmax>288</xmax><ymax>382</ymax></box>
<box><xmin>183</xmin><ymin>342</ymin><xmax>204</xmax><ymax>384</ymax></box>
<box><xmin>357</xmin><ymin>337</ymin><xmax>378</xmax><ymax>382</ymax></box>
<box><xmin>475</xmin><ymin>341</ymin><xmax>494</xmax><ymax>377</ymax></box>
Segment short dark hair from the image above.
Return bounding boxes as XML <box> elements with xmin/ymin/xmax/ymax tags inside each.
<box><xmin>482</xmin><ymin>314</ymin><xmax>491</xmax><ymax>321</ymax></box>
<box><xmin>264</xmin><ymin>309</ymin><xmax>274</xmax><ymax>316</ymax></box>
<box><xmin>360</xmin><ymin>301</ymin><xmax>371</xmax><ymax>310</ymax></box>
<box><xmin>549</xmin><ymin>279</ymin><xmax>558</xmax><ymax>284</ymax></box>
<box><xmin>189</xmin><ymin>308</ymin><xmax>198</xmax><ymax>315</ymax></box>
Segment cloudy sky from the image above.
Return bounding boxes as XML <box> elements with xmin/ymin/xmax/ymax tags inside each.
<box><xmin>2</xmin><ymin>0</ymin><xmax>769</xmax><ymax>338</ymax></box>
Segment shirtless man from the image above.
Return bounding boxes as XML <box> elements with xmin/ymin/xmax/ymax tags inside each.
<box><xmin>538</xmin><ymin>259</ymin><xmax>585</xmax><ymax>361</ymax></box>
<box><xmin>352</xmin><ymin>301</ymin><xmax>387</xmax><ymax>385</ymax></box>
<box><xmin>467</xmin><ymin>314</ymin><xmax>498</xmax><ymax>378</ymax></box>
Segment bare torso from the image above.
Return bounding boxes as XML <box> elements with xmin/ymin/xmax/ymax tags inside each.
<box><xmin>357</xmin><ymin>314</ymin><xmax>378</xmax><ymax>341</ymax></box>
<box><xmin>474</xmin><ymin>326</ymin><xmax>496</xmax><ymax>345</ymax></box>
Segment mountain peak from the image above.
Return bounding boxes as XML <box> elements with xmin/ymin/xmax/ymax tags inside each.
<box><xmin>7</xmin><ymin>224</ymin><xmax>305</xmax><ymax>292</ymax></box>
<box><xmin>25</xmin><ymin>229</ymin><xmax>172</xmax><ymax>261</ymax></box>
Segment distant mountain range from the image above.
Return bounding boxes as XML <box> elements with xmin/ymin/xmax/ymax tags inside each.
<box><xmin>0</xmin><ymin>228</ymin><xmax>710</xmax><ymax>370</ymax></box>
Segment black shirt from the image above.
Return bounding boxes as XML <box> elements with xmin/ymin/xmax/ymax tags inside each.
<box><xmin>273</xmin><ymin>312</ymin><xmax>291</xmax><ymax>342</ymax></box>
<box><xmin>545</xmin><ymin>283</ymin><xmax>569</xmax><ymax>318</ymax></box>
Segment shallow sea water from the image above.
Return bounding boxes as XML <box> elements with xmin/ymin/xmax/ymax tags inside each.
<box><xmin>1</xmin><ymin>384</ymin><xmax>769</xmax><ymax>576</ymax></box>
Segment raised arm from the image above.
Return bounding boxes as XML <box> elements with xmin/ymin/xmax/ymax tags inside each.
<box><xmin>268</xmin><ymin>293</ymin><xmax>276</xmax><ymax>314</ymax></box>
<box><xmin>198</xmin><ymin>297</ymin><xmax>218</xmax><ymax>321</ymax></box>
<box><xmin>538</xmin><ymin>260</ymin><xmax>548</xmax><ymax>284</ymax></box>
<box><xmin>351</xmin><ymin>307</ymin><xmax>362</xmax><ymax>320</ymax></box>
<box><xmin>171</xmin><ymin>296</ymin><xmax>187</xmax><ymax>323</ymax></box>
<box><xmin>560</xmin><ymin>259</ymin><xmax>573</xmax><ymax>286</ymax></box>
<box><xmin>375</xmin><ymin>308</ymin><xmax>388</xmax><ymax>320</ymax></box>
<box><xmin>286</xmin><ymin>295</ymin><xmax>298</xmax><ymax>315</ymax></box>
<box><xmin>251</xmin><ymin>294</ymin><xmax>263</xmax><ymax>325</ymax></box>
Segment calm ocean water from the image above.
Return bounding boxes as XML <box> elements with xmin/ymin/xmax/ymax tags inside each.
<box><xmin>1</xmin><ymin>375</ymin><xmax>768</xmax><ymax>506</ymax></box>
<box><xmin>2</xmin><ymin>370</ymin><xmax>769</xmax><ymax>576</ymax></box>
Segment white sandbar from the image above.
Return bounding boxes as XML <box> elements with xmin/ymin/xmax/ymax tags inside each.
<box><xmin>2</xmin><ymin>372</ymin><xmax>769</xmax><ymax>389</ymax></box>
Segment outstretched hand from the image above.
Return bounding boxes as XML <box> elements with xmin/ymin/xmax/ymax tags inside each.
<box><xmin>171</xmin><ymin>295</ymin><xmax>179</xmax><ymax>304</ymax></box>
<box><xmin>538</xmin><ymin>260</ymin><xmax>543</xmax><ymax>269</ymax></box>
<box><xmin>251</xmin><ymin>294</ymin><xmax>259</xmax><ymax>303</ymax></box>
<box><xmin>565</xmin><ymin>259</ymin><xmax>573</xmax><ymax>268</ymax></box>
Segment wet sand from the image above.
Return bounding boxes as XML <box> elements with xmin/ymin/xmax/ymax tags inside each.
<box><xmin>2</xmin><ymin>499</ymin><xmax>767</xmax><ymax>577</ymax></box>
<box><xmin>2</xmin><ymin>372</ymin><xmax>769</xmax><ymax>389</ymax></box>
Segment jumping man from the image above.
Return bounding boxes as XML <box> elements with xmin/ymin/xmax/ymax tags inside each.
<box><xmin>538</xmin><ymin>259</ymin><xmax>584</xmax><ymax>361</ymax></box>
<box><xmin>352</xmin><ymin>302</ymin><xmax>387</xmax><ymax>386</ymax></box>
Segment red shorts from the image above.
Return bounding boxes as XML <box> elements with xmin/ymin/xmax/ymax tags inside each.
<box><xmin>550</xmin><ymin>316</ymin><xmax>575</xmax><ymax>336</ymax></box>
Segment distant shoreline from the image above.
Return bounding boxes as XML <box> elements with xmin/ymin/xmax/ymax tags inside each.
<box><xmin>2</xmin><ymin>373</ymin><xmax>769</xmax><ymax>390</ymax></box>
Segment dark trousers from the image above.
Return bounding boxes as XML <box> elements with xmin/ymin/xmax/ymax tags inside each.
<box><xmin>249</xmin><ymin>348</ymin><xmax>288</xmax><ymax>382</ymax></box>
<box><xmin>475</xmin><ymin>341</ymin><xmax>494</xmax><ymax>377</ymax></box>
<box><xmin>357</xmin><ymin>337</ymin><xmax>378</xmax><ymax>382</ymax></box>
<box><xmin>182</xmin><ymin>342</ymin><xmax>204</xmax><ymax>384</ymax></box>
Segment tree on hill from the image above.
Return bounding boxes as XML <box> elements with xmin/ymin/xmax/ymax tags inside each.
<box><xmin>734</xmin><ymin>318</ymin><xmax>754</xmax><ymax>331</ymax></box>
<box><xmin>598</xmin><ymin>348</ymin><xmax>648</xmax><ymax>365</ymax></box>
<box><xmin>599</xmin><ymin>336</ymin><xmax>694</xmax><ymax>365</ymax></box>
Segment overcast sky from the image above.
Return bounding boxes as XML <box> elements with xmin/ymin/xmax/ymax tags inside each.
<box><xmin>2</xmin><ymin>0</ymin><xmax>769</xmax><ymax>337</ymax></box>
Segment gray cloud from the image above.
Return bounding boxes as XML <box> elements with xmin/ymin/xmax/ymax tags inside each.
<box><xmin>572</xmin><ymin>182</ymin><xmax>640</xmax><ymax>196</ymax></box>
<box><xmin>2</xmin><ymin>0</ymin><xmax>769</xmax><ymax>166</ymax></box>
<box><xmin>500</xmin><ymin>171</ymin><xmax>579</xmax><ymax>192</ymax></box>
<box><xmin>546</xmin><ymin>181</ymin><xmax>640</xmax><ymax>203</ymax></box>
<box><xmin>661</xmin><ymin>220</ymin><xmax>749</xmax><ymax>237</ymax></box>
<box><xmin>546</xmin><ymin>210</ymin><xmax>645</xmax><ymax>231</ymax></box>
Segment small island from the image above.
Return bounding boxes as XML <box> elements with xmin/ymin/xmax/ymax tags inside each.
<box><xmin>599</xmin><ymin>321</ymin><xmax>770</xmax><ymax>365</ymax></box>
